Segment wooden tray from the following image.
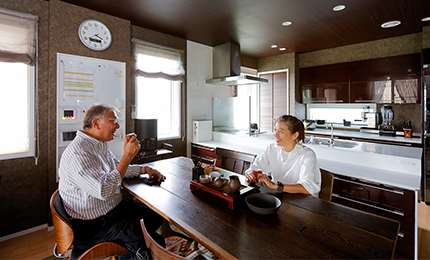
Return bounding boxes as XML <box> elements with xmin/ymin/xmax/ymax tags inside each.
<box><xmin>190</xmin><ymin>179</ymin><xmax>256</xmax><ymax>210</ymax></box>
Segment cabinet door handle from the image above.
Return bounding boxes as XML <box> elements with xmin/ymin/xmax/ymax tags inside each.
<box><xmin>334</xmin><ymin>177</ymin><xmax>404</xmax><ymax>195</ymax></box>
<box><xmin>332</xmin><ymin>193</ymin><xmax>405</xmax><ymax>216</ymax></box>
<box><xmin>192</xmin><ymin>145</ymin><xmax>215</xmax><ymax>152</ymax></box>
<box><xmin>398</xmin><ymin>232</ymin><xmax>404</xmax><ymax>238</ymax></box>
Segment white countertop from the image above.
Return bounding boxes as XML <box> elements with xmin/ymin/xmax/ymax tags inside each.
<box><xmin>192</xmin><ymin>132</ymin><xmax>422</xmax><ymax>191</ymax></box>
<box><xmin>306</xmin><ymin>128</ymin><xmax>421</xmax><ymax>144</ymax></box>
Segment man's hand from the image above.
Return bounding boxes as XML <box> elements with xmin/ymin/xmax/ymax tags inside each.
<box><xmin>144</xmin><ymin>166</ymin><xmax>166</xmax><ymax>182</ymax></box>
<box><xmin>123</xmin><ymin>134</ymin><xmax>140</xmax><ymax>159</ymax></box>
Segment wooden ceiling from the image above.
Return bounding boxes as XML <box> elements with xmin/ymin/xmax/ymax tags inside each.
<box><xmin>60</xmin><ymin>0</ymin><xmax>429</xmax><ymax>58</ymax></box>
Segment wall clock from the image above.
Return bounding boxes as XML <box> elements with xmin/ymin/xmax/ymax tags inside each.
<box><xmin>78</xmin><ymin>19</ymin><xmax>112</xmax><ymax>51</ymax></box>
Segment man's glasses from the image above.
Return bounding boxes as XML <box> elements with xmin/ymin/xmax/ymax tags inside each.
<box><xmin>106</xmin><ymin>118</ymin><xmax>120</xmax><ymax>125</ymax></box>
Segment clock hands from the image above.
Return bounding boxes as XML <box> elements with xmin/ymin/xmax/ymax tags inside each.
<box><xmin>89</xmin><ymin>34</ymin><xmax>103</xmax><ymax>43</ymax></box>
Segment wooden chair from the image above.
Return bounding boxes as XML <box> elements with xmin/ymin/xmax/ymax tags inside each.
<box><xmin>140</xmin><ymin>219</ymin><xmax>214</xmax><ymax>260</ymax></box>
<box><xmin>319</xmin><ymin>169</ymin><xmax>334</xmax><ymax>202</ymax></box>
<box><xmin>215</xmin><ymin>147</ymin><xmax>256</xmax><ymax>175</ymax></box>
<box><xmin>50</xmin><ymin>189</ymin><xmax>130</xmax><ymax>260</ymax></box>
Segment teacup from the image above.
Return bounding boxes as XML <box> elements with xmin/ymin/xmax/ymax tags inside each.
<box><xmin>199</xmin><ymin>174</ymin><xmax>212</xmax><ymax>184</ymax></box>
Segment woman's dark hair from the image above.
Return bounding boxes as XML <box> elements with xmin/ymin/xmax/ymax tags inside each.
<box><xmin>276</xmin><ymin>115</ymin><xmax>305</xmax><ymax>142</ymax></box>
<box><xmin>82</xmin><ymin>104</ymin><xmax>119</xmax><ymax>129</ymax></box>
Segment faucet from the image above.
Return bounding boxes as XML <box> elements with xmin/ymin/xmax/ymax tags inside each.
<box><xmin>326</xmin><ymin>122</ymin><xmax>334</xmax><ymax>147</ymax></box>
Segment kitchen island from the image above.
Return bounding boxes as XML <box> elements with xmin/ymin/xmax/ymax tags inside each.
<box><xmin>191</xmin><ymin>130</ymin><xmax>422</xmax><ymax>259</ymax></box>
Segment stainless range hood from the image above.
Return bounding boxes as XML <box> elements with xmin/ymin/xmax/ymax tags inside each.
<box><xmin>205</xmin><ymin>42</ymin><xmax>268</xmax><ymax>86</ymax></box>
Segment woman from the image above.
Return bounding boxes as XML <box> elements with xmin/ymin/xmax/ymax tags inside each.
<box><xmin>245</xmin><ymin>115</ymin><xmax>321</xmax><ymax>197</ymax></box>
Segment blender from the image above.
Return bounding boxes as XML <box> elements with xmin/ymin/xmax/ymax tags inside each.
<box><xmin>379</xmin><ymin>105</ymin><xmax>396</xmax><ymax>136</ymax></box>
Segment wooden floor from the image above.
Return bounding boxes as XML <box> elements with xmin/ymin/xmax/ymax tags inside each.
<box><xmin>1</xmin><ymin>202</ymin><xmax>430</xmax><ymax>260</ymax></box>
<box><xmin>0</xmin><ymin>228</ymin><xmax>55</xmax><ymax>260</ymax></box>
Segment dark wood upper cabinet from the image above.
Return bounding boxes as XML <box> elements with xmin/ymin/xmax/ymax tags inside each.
<box><xmin>300</xmin><ymin>53</ymin><xmax>421</xmax><ymax>104</ymax></box>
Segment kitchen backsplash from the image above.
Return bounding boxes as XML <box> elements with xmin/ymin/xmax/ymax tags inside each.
<box><xmin>377</xmin><ymin>103</ymin><xmax>421</xmax><ymax>133</ymax></box>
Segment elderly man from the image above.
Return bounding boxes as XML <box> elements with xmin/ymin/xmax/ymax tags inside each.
<box><xmin>58</xmin><ymin>104</ymin><xmax>165</xmax><ymax>258</ymax></box>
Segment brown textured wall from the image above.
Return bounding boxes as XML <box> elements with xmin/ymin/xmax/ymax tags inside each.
<box><xmin>0</xmin><ymin>0</ymin><xmax>50</xmax><ymax>237</ymax></box>
<box><xmin>299</xmin><ymin>33</ymin><xmax>422</xmax><ymax>68</ymax></box>
<box><xmin>130</xmin><ymin>25</ymin><xmax>187</xmax><ymax>158</ymax></box>
<box><xmin>240</xmin><ymin>54</ymin><xmax>258</xmax><ymax>69</ymax></box>
<box><xmin>424</xmin><ymin>26</ymin><xmax>430</xmax><ymax>49</ymax></box>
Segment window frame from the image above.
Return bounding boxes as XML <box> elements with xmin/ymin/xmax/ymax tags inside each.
<box><xmin>0</xmin><ymin>63</ymin><xmax>35</xmax><ymax>160</ymax></box>
<box><xmin>306</xmin><ymin>103</ymin><xmax>377</xmax><ymax>126</ymax></box>
<box><xmin>133</xmin><ymin>39</ymin><xmax>184</xmax><ymax>140</ymax></box>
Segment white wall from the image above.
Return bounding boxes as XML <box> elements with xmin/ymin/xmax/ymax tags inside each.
<box><xmin>186</xmin><ymin>41</ymin><xmax>231</xmax><ymax>157</ymax></box>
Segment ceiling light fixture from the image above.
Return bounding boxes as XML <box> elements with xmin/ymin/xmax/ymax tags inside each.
<box><xmin>333</xmin><ymin>5</ymin><xmax>346</xmax><ymax>11</ymax></box>
<box><xmin>271</xmin><ymin>44</ymin><xmax>278</xmax><ymax>48</ymax></box>
<box><xmin>282</xmin><ymin>21</ymin><xmax>292</xmax><ymax>26</ymax></box>
<box><xmin>279</xmin><ymin>47</ymin><xmax>286</xmax><ymax>51</ymax></box>
<box><xmin>381</xmin><ymin>20</ymin><xmax>401</xmax><ymax>28</ymax></box>
<box><xmin>422</xmin><ymin>17</ymin><xmax>430</xmax><ymax>22</ymax></box>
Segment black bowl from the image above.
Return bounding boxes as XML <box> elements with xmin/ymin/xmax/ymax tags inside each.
<box><xmin>245</xmin><ymin>193</ymin><xmax>281</xmax><ymax>215</ymax></box>
<box><xmin>316</xmin><ymin>119</ymin><xmax>326</xmax><ymax>125</ymax></box>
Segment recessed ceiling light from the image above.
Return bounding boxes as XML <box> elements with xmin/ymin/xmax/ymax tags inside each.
<box><xmin>279</xmin><ymin>47</ymin><xmax>286</xmax><ymax>51</ymax></box>
<box><xmin>271</xmin><ymin>44</ymin><xmax>278</xmax><ymax>48</ymax></box>
<box><xmin>422</xmin><ymin>17</ymin><xmax>430</xmax><ymax>22</ymax></box>
<box><xmin>333</xmin><ymin>5</ymin><xmax>346</xmax><ymax>11</ymax></box>
<box><xmin>282</xmin><ymin>21</ymin><xmax>292</xmax><ymax>26</ymax></box>
<box><xmin>381</xmin><ymin>20</ymin><xmax>401</xmax><ymax>28</ymax></box>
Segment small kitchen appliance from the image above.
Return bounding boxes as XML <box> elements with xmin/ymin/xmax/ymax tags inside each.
<box><xmin>379</xmin><ymin>105</ymin><xmax>396</xmax><ymax>136</ymax></box>
<box><xmin>363</xmin><ymin>112</ymin><xmax>380</xmax><ymax>128</ymax></box>
<box><xmin>135</xmin><ymin>119</ymin><xmax>158</xmax><ymax>156</ymax></box>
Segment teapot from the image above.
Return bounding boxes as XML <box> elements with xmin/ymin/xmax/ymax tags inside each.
<box><xmin>213</xmin><ymin>177</ymin><xmax>226</xmax><ymax>188</ymax></box>
<box><xmin>228</xmin><ymin>176</ymin><xmax>241</xmax><ymax>193</ymax></box>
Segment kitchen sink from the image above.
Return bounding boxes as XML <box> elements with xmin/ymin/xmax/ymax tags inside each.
<box><xmin>304</xmin><ymin>137</ymin><xmax>359</xmax><ymax>149</ymax></box>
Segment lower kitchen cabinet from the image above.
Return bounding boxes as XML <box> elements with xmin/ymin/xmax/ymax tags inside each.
<box><xmin>332</xmin><ymin>174</ymin><xmax>416</xmax><ymax>259</ymax></box>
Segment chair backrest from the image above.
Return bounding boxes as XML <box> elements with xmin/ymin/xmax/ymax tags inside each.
<box><xmin>50</xmin><ymin>189</ymin><xmax>74</xmax><ymax>255</ymax></box>
<box><xmin>215</xmin><ymin>147</ymin><xmax>256</xmax><ymax>175</ymax></box>
<box><xmin>140</xmin><ymin>219</ymin><xmax>188</xmax><ymax>260</ymax></box>
<box><xmin>319</xmin><ymin>169</ymin><xmax>334</xmax><ymax>202</ymax></box>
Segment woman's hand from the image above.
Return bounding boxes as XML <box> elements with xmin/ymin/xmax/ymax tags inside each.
<box><xmin>258</xmin><ymin>174</ymin><xmax>277</xmax><ymax>190</ymax></box>
<box><xmin>144</xmin><ymin>166</ymin><xmax>166</xmax><ymax>182</ymax></box>
<box><xmin>246</xmin><ymin>171</ymin><xmax>262</xmax><ymax>183</ymax></box>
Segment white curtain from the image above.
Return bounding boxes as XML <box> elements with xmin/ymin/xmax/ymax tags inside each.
<box><xmin>0</xmin><ymin>8</ymin><xmax>38</xmax><ymax>65</ymax></box>
<box><xmin>133</xmin><ymin>39</ymin><xmax>184</xmax><ymax>81</ymax></box>
<box><xmin>394</xmin><ymin>79</ymin><xmax>418</xmax><ymax>103</ymax></box>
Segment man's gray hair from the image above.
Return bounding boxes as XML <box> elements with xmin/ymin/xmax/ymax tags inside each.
<box><xmin>82</xmin><ymin>104</ymin><xmax>120</xmax><ymax>129</ymax></box>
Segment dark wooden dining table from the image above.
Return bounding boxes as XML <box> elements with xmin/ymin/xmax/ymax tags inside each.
<box><xmin>122</xmin><ymin>156</ymin><xmax>400</xmax><ymax>260</ymax></box>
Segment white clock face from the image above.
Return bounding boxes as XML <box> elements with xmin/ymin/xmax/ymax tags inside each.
<box><xmin>78</xmin><ymin>19</ymin><xmax>112</xmax><ymax>51</ymax></box>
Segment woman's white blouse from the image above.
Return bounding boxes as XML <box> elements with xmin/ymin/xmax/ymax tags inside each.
<box><xmin>245</xmin><ymin>143</ymin><xmax>321</xmax><ymax>197</ymax></box>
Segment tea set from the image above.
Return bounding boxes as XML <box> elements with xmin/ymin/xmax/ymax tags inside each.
<box><xmin>199</xmin><ymin>173</ymin><xmax>241</xmax><ymax>193</ymax></box>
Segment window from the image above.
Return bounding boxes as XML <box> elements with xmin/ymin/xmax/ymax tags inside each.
<box><xmin>0</xmin><ymin>8</ymin><xmax>37</xmax><ymax>160</ymax></box>
<box><xmin>307</xmin><ymin>103</ymin><xmax>376</xmax><ymax>126</ymax></box>
<box><xmin>133</xmin><ymin>39</ymin><xmax>184</xmax><ymax>139</ymax></box>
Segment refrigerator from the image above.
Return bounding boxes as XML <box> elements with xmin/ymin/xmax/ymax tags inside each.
<box><xmin>193</xmin><ymin>120</ymin><xmax>213</xmax><ymax>142</ymax></box>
